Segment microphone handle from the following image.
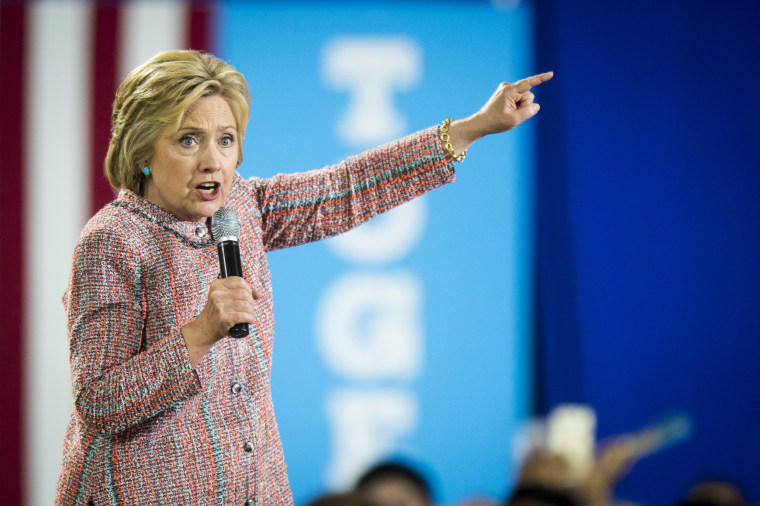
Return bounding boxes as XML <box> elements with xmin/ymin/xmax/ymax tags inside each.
<box><xmin>217</xmin><ymin>240</ymin><xmax>249</xmax><ymax>339</ymax></box>
<box><xmin>229</xmin><ymin>323</ymin><xmax>250</xmax><ymax>339</ymax></box>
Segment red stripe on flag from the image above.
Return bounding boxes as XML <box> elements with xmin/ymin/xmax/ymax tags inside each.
<box><xmin>0</xmin><ymin>4</ymin><xmax>26</xmax><ymax>503</ymax></box>
<box><xmin>187</xmin><ymin>1</ymin><xmax>215</xmax><ymax>52</ymax></box>
<box><xmin>89</xmin><ymin>3</ymin><xmax>122</xmax><ymax>216</ymax></box>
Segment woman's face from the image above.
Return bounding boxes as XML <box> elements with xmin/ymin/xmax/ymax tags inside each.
<box><xmin>145</xmin><ymin>94</ymin><xmax>238</xmax><ymax>222</ymax></box>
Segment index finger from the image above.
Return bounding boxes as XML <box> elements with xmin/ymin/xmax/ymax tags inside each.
<box><xmin>217</xmin><ymin>275</ymin><xmax>251</xmax><ymax>290</ymax></box>
<box><xmin>513</xmin><ymin>71</ymin><xmax>554</xmax><ymax>93</ymax></box>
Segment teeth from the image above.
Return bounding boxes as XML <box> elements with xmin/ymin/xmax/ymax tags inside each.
<box><xmin>198</xmin><ymin>183</ymin><xmax>217</xmax><ymax>194</ymax></box>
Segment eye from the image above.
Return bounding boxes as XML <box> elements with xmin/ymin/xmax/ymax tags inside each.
<box><xmin>179</xmin><ymin>135</ymin><xmax>197</xmax><ymax>147</ymax></box>
<box><xmin>220</xmin><ymin>135</ymin><xmax>234</xmax><ymax>147</ymax></box>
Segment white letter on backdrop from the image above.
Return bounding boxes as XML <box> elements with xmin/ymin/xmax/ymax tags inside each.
<box><xmin>324</xmin><ymin>389</ymin><xmax>418</xmax><ymax>489</ymax></box>
<box><xmin>322</xmin><ymin>36</ymin><xmax>422</xmax><ymax>146</ymax></box>
<box><xmin>316</xmin><ymin>271</ymin><xmax>423</xmax><ymax>380</ymax></box>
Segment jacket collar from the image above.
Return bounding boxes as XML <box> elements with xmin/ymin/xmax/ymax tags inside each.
<box><xmin>114</xmin><ymin>188</ymin><xmax>215</xmax><ymax>245</ymax></box>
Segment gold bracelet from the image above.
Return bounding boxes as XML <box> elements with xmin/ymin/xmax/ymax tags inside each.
<box><xmin>439</xmin><ymin>118</ymin><xmax>467</xmax><ymax>162</ymax></box>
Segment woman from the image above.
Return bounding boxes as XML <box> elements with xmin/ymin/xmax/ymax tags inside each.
<box><xmin>56</xmin><ymin>49</ymin><xmax>551</xmax><ymax>505</ymax></box>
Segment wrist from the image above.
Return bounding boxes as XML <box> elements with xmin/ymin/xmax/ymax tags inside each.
<box><xmin>441</xmin><ymin>116</ymin><xmax>483</xmax><ymax>161</ymax></box>
<box><xmin>181</xmin><ymin>321</ymin><xmax>215</xmax><ymax>368</ymax></box>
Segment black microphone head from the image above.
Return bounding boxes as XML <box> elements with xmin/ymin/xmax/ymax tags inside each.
<box><xmin>211</xmin><ymin>208</ymin><xmax>241</xmax><ymax>244</ymax></box>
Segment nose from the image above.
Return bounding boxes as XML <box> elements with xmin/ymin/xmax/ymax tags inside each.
<box><xmin>199</xmin><ymin>143</ymin><xmax>223</xmax><ymax>172</ymax></box>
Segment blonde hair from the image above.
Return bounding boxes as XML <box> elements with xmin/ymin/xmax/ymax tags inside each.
<box><xmin>105</xmin><ymin>50</ymin><xmax>252</xmax><ymax>195</ymax></box>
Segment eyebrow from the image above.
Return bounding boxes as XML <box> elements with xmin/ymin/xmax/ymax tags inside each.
<box><xmin>177</xmin><ymin>125</ymin><xmax>237</xmax><ymax>133</ymax></box>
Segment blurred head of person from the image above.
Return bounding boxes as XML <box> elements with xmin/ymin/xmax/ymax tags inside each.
<box><xmin>355</xmin><ymin>460</ymin><xmax>434</xmax><ymax>506</ymax></box>
<box><xmin>307</xmin><ymin>491</ymin><xmax>378</xmax><ymax>506</ymax></box>
<box><xmin>677</xmin><ymin>478</ymin><xmax>749</xmax><ymax>506</ymax></box>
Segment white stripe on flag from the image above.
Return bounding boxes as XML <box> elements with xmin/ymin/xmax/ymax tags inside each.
<box><xmin>119</xmin><ymin>0</ymin><xmax>187</xmax><ymax>81</ymax></box>
<box><xmin>23</xmin><ymin>1</ymin><xmax>91</xmax><ymax>505</ymax></box>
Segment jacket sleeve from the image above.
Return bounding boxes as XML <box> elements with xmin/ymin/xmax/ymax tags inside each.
<box><xmin>64</xmin><ymin>222</ymin><xmax>202</xmax><ymax>435</ymax></box>
<box><xmin>249</xmin><ymin>126</ymin><xmax>455</xmax><ymax>251</ymax></box>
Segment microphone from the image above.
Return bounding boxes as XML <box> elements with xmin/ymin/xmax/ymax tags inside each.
<box><xmin>211</xmin><ymin>208</ymin><xmax>249</xmax><ymax>339</ymax></box>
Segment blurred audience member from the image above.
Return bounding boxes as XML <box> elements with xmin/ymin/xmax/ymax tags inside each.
<box><xmin>355</xmin><ymin>461</ymin><xmax>434</xmax><ymax>506</ymax></box>
<box><xmin>676</xmin><ymin>478</ymin><xmax>749</xmax><ymax>506</ymax></box>
<box><xmin>506</xmin><ymin>438</ymin><xmax>643</xmax><ymax>506</ymax></box>
<box><xmin>307</xmin><ymin>491</ymin><xmax>378</xmax><ymax>506</ymax></box>
<box><xmin>507</xmin><ymin>405</ymin><xmax>691</xmax><ymax>506</ymax></box>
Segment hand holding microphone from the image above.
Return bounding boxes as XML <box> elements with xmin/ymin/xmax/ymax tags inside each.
<box><xmin>181</xmin><ymin>208</ymin><xmax>258</xmax><ymax>366</ymax></box>
<box><xmin>211</xmin><ymin>208</ymin><xmax>250</xmax><ymax>339</ymax></box>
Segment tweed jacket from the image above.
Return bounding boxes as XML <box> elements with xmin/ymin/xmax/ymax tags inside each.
<box><xmin>56</xmin><ymin>127</ymin><xmax>455</xmax><ymax>505</ymax></box>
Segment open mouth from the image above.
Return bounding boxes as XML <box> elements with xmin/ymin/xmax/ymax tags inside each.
<box><xmin>196</xmin><ymin>182</ymin><xmax>220</xmax><ymax>195</ymax></box>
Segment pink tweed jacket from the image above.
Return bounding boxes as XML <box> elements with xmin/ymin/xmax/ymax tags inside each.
<box><xmin>56</xmin><ymin>128</ymin><xmax>455</xmax><ymax>505</ymax></box>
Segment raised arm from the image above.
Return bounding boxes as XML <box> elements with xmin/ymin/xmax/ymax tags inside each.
<box><xmin>445</xmin><ymin>71</ymin><xmax>554</xmax><ymax>159</ymax></box>
<box><xmin>250</xmin><ymin>127</ymin><xmax>454</xmax><ymax>251</ymax></box>
<box><xmin>248</xmin><ymin>71</ymin><xmax>553</xmax><ymax>251</ymax></box>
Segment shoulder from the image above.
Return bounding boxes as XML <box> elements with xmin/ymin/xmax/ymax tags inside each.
<box><xmin>73</xmin><ymin>203</ymin><xmax>143</xmax><ymax>267</ymax></box>
<box><xmin>67</xmin><ymin>204</ymin><xmax>147</xmax><ymax>308</ymax></box>
<box><xmin>225</xmin><ymin>172</ymin><xmax>262</xmax><ymax>217</ymax></box>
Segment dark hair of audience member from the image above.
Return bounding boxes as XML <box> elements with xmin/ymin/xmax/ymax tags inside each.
<box><xmin>675</xmin><ymin>475</ymin><xmax>751</xmax><ymax>506</ymax></box>
<box><xmin>306</xmin><ymin>491</ymin><xmax>377</xmax><ymax>506</ymax></box>
<box><xmin>355</xmin><ymin>460</ymin><xmax>434</xmax><ymax>506</ymax></box>
<box><xmin>505</xmin><ymin>485</ymin><xmax>580</xmax><ymax>506</ymax></box>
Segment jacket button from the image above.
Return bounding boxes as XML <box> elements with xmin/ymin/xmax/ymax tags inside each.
<box><xmin>195</xmin><ymin>226</ymin><xmax>207</xmax><ymax>238</ymax></box>
<box><xmin>243</xmin><ymin>441</ymin><xmax>254</xmax><ymax>453</ymax></box>
<box><xmin>231</xmin><ymin>382</ymin><xmax>242</xmax><ymax>394</ymax></box>
<box><xmin>244</xmin><ymin>499</ymin><xmax>256</xmax><ymax>506</ymax></box>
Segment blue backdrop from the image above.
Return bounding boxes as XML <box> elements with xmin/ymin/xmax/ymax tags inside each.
<box><xmin>220</xmin><ymin>2</ymin><xmax>537</xmax><ymax>504</ymax></box>
<box><xmin>535</xmin><ymin>1</ymin><xmax>760</xmax><ymax>504</ymax></box>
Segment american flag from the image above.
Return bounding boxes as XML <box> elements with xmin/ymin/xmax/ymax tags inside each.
<box><xmin>0</xmin><ymin>2</ymin><xmax>214</xmax><ymax>503</ymax></box>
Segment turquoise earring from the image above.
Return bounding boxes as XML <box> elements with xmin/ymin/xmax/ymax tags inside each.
<box><xmin>143</xmin><ymin>166</ymin><xmax>151</xmax><ymax>176</ymax></box>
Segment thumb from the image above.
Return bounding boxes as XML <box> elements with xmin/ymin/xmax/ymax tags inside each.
<box><xmin>511</xmin><ymin>102</ymin><xmax>541</xmax><ymax>128</ymax></box>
